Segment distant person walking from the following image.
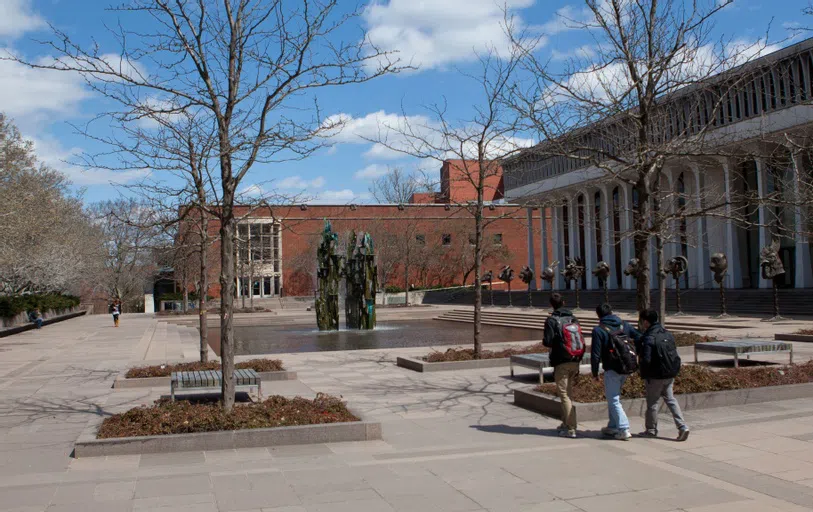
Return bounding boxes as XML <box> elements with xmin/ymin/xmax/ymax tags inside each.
<box><xmin>590</xmin><ymin>303</ymin><xmax>640</xmax><ymax>441</ymax></box>
<box><xmin>28</xmin><ymin>308</ymin><xmax>43</xmax><ymax>329</ymax></box>
<box><xmin>542</xmin><ymin>293</ymin><xmax>586</xmax><ymax>438</ymax></box>
<box><xmin>636</xmin><ymin>309</ymin><xmax>690</xmax><ymax>441</ymax></box>
<box><xmin>111</xmin><ymin>301</ymin><xmax>121</xmax><ymax>327</ymax></box>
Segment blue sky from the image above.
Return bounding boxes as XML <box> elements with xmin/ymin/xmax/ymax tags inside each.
<box><xmin>0</xmin><ymin>0</ymin><xmax>808</xmax><ymax>204</ymax></box>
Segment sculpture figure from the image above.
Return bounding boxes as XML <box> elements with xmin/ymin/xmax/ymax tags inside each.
<box><xmin>541</xmin><ymin>260</ymin><xmax>559</xmax><ymax>291</ymax></box>
<box><xmin>499</xmin><ymin>265</ymin><xmax>515</xmax><ymax>307</ymax></box>
<box><xmin>709</xmin><ymin>253</ymin><xmax>730</xmax><ymax>318</ymax></box>
<box><xmin>623</xmin><ymin>258</ymin><xmax>646</xmax><ymax>279</ymax></box>
<box><xmin>519</xmin><ymin>266</ymin><xmax>535</xmax><ymax>308</ymax></box>
<box><xmin>593</xmin><ymin>261</ymin><xmax>611</xmax><ymax>305</ymax></box>
<box><xmin>345</xmin><ymin>231</ymin><xmax>378</xmax><ymax>329</ymax></box>
<box><xmin>315</xmin><ymin>220</ymin><xmax>342</xmax><ymax>330</ymax></box>
<box><xmin>564</xmin><ymin>257</ymin><xmax>585</xmax><ymax>309</ymax></box>
<box><xmin>663</xmin><ymin>255</ymin><xmax>689</xmax><ymax>316</ymax></box>
<box><xmin>482</xmin><ymin>270</ymin><xmax>494</xmax><ymax>306</ymax></box>
<box><xmin>760</xmin><ymin>239</ymin><xmax>787</xmax><ymax>322</ymax></box>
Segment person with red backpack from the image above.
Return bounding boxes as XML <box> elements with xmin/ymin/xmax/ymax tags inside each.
<box><xmin>543</xmin><ymin>293</ymin><xmax>586</xmax><ymax>438</ymax></box>
<box><xmin>590</xmin><ymin>303</ymin><xmax>641</xmax><ymax>441</ymax></box>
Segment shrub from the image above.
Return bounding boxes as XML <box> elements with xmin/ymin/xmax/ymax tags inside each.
<box><xmin>384</xmin><ymin>285</ymin><xmax>404</xmax><ymax>293</ymax></box>
<box><xmin>97</xmin><ymin>393</ymin><xmax>358</xmax><ymax>438</ymax></box>
<box><xmin>794</xmin><ymin>329</ymin><xmax>813</xmax><ymax>336</ymax></box>
<box><xmin>0</xmin><ymin>293</ymin><xmax>80</xmax><ymax>318</ymax></box>
<box><xmin>537</xmin><ymin>360</ymin><xmax>813</xmax><ymax>402</ymax></box>
<box><xmin>125</xmin><ymin>358</ymin><xmax>284</xmax><ymax>378</ymax></box>
<box><xmin>424</xmin><ymin>343</ymin><xmax>548</xmax><ymax>362</ymax></box>
<box><xmin>673</xmin><ymin>332</ymin><xmax>718</xmax><ymax>347</ymax></box>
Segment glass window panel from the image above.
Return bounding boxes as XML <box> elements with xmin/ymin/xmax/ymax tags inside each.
<box><xmin>264</xmin><ymin>277</ymin><xmax>272</xmax><ymax>296</ymax></box>
<box><xmin>253</xmin><ymin>279</ymin><xmax>261</xmax><ymax>296</ymax></box>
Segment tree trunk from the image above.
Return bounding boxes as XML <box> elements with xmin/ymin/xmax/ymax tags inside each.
<box><xmin>220</xmin><ymin>198</ymin><xmax>236</xmax><ymax>412</ymax></box>
<box><xmin>634</xmin><ymin>185</ymin><xmax>652</xmax><ymax>310</ymax></box>
<box><xmin>249</xmin><ymin>261</ymin><xmax>254</xmax><ymax>310</ymax></box>
<box><xmin>199</xmin><ymin>219</ymin><xmax>209</xmax><ymax>363</ymax></box>
<box><xmin>473</xmin><ymin>185</ymin><xmax>484</xmax><ymax>359</ymax></box>
<box><xmin>404</xmin><ymin>250</ymin><xmax>410</xmax><ymax>307</ymax></box>
<box><xmin>656</xmin><ymin>235</ymin><xmax>666</xmax><ymax>324</ymax></box>
<box><xmin>182</xmin><ymin>278</ymin><xmax>189</xmax><ymax>314</ymax></box>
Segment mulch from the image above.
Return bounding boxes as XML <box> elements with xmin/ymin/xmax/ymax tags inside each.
<box><xmin>125</xmin><ymin>358</ymin><xmax>284</xmax><ymax>379</ymax></box>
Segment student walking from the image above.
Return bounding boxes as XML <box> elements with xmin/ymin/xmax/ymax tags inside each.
<box><xmin>542</xmin><ymin>293</ymin><xmax>586</xmax><ymax>438</ymax></box>
<box><xmin>590</xmin><ymin>303</ymin><xmax>640</xmax><ymax>441</ymax></box>
<box><xmin>636</xmin><ymin>309</ymin><xmax>690</xmax><ymax>441</ymax></box>
<box><xmin>111</xmin><ymin>301</ymin><xmax>121</xmax><ymax>327</ymax></box>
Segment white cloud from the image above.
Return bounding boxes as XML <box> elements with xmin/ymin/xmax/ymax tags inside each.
<box><xmin>276</xmin><ymin>175</ymin><xmax>326</xmax><ymax>189</ymax></box>
<box><xmin>353</xmin><ymin>164</ymin><xmax>389</xmax><ymax>180</ymax></box>
<box><xmin>0</xmin><ymin>0</ymin><xmax>44</xmax><ymax>39</ymax></box>
<box><xmin>363</xmin><ymin>0</ymin><xmax>537</xmax><ymax>71</ymax></box>
<box><xmin>28</xmin><ymin>136</ymin><xmax>149</xmax><ymax>186</ymax></box>
<box><xmin>551</xmin><ymin>45</ymin><xmax>597</xmax><ymax>62</ymax></box>
<box><xmin>311</xmin><ymin>189</ymin><xmax>371</xmax><ymax>204</ymax></box>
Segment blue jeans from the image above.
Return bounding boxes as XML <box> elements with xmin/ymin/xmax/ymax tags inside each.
<box><xmin>33</xmin><ymin>319</ymin><xmax>43</xmax><ymax>329</ymax></box>
<box><xmin>604</xmin><ymin>370</ymin><xmax>629</xmax><ymax>432</ymax></box>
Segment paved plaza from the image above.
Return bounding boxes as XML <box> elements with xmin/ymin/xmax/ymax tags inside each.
<box><xmin>2</xmin><ymin>310</ymin><xmax>813</xmax><ymax>511</ymax></box>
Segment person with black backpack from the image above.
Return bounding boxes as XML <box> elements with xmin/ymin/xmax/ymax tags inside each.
<box><xmin>590</xmin><ymin>303</ymin><xmax>641</xmax><ymax>441</ymax></box>
<box><xmin>543</xmin><ymin>293</ymin><xmax>586</xmax><ymax>438</ymax></box>
<box><xmin>636</xmin><ymin>309</ymin><xmax>690</xmax><ymax>441</ymax></box>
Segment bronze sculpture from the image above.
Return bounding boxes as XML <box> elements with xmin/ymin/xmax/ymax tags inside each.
<box><xmin>564</xmin><ymin>257</ymin><xmax>585</xmax><ymax>309</ymax></box>
<box><xmin>499</xmin><ymin>265</ymin><xmax>515</xmax><ymax>307</ymax></box>
<box><xmin>760</xmin><ymin>239</ymin><xmax>787</xmax><ymax>322</ymax></box>
<box><xmin>624</xmin><ymin>258</ymin><xmax>646</xmax><ymax>280</ymax></box>
<box><xmin>345</xmin><ymin>231</ymin><xmax>378</xmax><ymax>329</ymax></box>
<box><xmin>315</xmin><ymin>220</ymin><xmax>343</xmax><ymax>330</ymax></box>
<box><xmin>482</xmin><ymin>270</ymin><xmax>494</xmax><ymax>306</ymax></box>
<box><xmin>663</xmin><ymin>255</ymin><xmax>689</xmax><ymax>316</ymax></box>
<box><xmin>519</xmin><ymin>266</ymin><xmax>535</xmax><ymax>308</ymax></box>
<box><xmin>709</xmin><ymin>253</ymin><xmax>730</xmax><ymax>318</ymax></box>
<box><xmin>541</xmin><ymin>260</ymin><xmax>559</xmax><ymax>291</ymax></box>
<box><xmin>593</xmin><ymin>261</ymin><xmax>611</xmax><ymax>305</ymax></box>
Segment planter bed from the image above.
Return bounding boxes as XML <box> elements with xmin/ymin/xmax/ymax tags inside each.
<box><xmin>115</xmin><ymin>359</ymin><xmax>296</xmax><ymax>388</ymax></box>
<box><xmin>515</xmin><ymin>361</ymin><xmax>813</xmax><ymax>421</ymax></box>
<box><xmin>397</xmin><ymin>355</ymin><xmax>513</xmax><ymax>372</ymax></box>
<box><xmin>397</xmin><ymin>343</ymin><xmax>549</xmax><ymax>372</ymax></box>
<box><xmin>776</xmin><ymin>333</ymin><xmax>813</xmax><ymax>343</ymax></box>
<box><xmin>75</xmin><ymin>394</ymin><xmax>379</xmax><ymax>457</ymax></box>
<box><xmin>113</xmin><ymin>370</ymin><xmax>297</xmax><ymax>389</ymax></box>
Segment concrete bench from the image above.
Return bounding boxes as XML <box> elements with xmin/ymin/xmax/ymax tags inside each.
<box><xmin>510</xmin><ymin>353</ymin><xmax>591</xmax><ymax>383</ymax></box>
<box><xmin>693</xmin><ymin>340</ymin><xmax>793</xmax><ymax>368</ymax></box>
<box><xmin>170</xmin><ymin>369</ymin><xmax>262</xmax><ymax>401</ymax></box>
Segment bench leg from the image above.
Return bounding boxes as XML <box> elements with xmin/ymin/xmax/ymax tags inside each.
<box><xmin>171</xmin><ymin>382</ymin><xmax>175</xmax><ymax>402</ymax></box>
<box><xmin>734</xmin><ymin>352</ymin><xmax>739</xmax><ymax>369</ymax></box>
<box><xmin>790</xmin><ymin>346</ymin><xmax>794</xmax><ymax>365</ymax></box>
<box><xmin>539</xmin><ymin>364</ymin><xmax>544</xmax><ymax>384</ymax></box>
<box><xmin>694</xmin><ymin>346</ymin><xmax>698</xmax><ymax>364</ymax></box>
<box><xmin>510</xmin><ymin>362</ymin><xmax>514</xmax><ymax>378</ymax></box>
<box><xmin>258</xmin><ymin>381</ymin><xmax>263</xmax><ymax>401</ymax></box>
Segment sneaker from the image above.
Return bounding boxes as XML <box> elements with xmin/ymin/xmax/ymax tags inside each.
<box><xmin>601</xmin><ymin>426</ymin><xmax>618</xmax><ymax>437</ymax></box>
<box><xmin>556</xmin><ymin>423</ymin><xmax>568</xmax><ymax>432</ymax></box>
<box><xmin>638</xmin><ymin>430</ymin><xmax>658</xmax><ymax>438</ymax></box>
<box><xmin>677</xmin><ymin>428</ymin><xmax>690</xmax><ymax>442</ymax></box>
<box><xmin>559</xmin><ymin>429</ymin><xmax>577</xmax><ymax>438</ymax></box>
<box><xmin>614</xmin><ymin>430</ymin><xmax>632</xmax><ymax>441</ymax></box>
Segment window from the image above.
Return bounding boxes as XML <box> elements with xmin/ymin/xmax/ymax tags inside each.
<box><xmin>442</xmin><ymin>234</ymin><xmax>452</xmax><ymax>246</ymax></box>
<box><xmin>493</xmin><ymin>233</ymin><xmax>503</xmax><ymax>246</ymax></box>
<box><xmin>415</xmin><ymin>234</ymin><xmax>425</xmax><ymax>245</ymax></box>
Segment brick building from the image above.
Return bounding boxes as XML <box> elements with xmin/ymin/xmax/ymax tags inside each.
<box><xmin>200</xmin><ymin>161</ymin><xmax>545</xmax><ymax>299</ymax></box>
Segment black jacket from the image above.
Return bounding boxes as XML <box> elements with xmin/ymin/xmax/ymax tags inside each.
<box><xmin>590</xmin><ymin>315</ymin><xmax>640</xmax><ymax>377</ymax></box>
<box><xmin>635</xmin><ymin>323</ymin><xmax>680</xmax><ymax>379</ymax></box>
<box><xmin>542</xmin><ymin>308</ymin><xmax>577</xmax><ymax>367</ymax></box>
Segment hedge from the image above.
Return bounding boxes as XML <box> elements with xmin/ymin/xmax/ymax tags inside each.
<box><xmin>0</xmin><ymin>293</ymin><xmax>81</xmax><ymax>318</ymax></box>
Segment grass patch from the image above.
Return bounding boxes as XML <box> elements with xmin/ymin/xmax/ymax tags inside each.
<box><xmin>423</xmin><ymin>343</ymin><xmax>548</xmax><ymax>362</ymax></box>
<box><xmin>97</xmin><ymin>393</ymin><xmax>358</xmax><ymax>439</ymax></box>
<box><xmin>673</xmin><ymin>332</ymin><xmax>717</xmax><ymax>347</ymax></box>
<box><xmin>537</xmin><ymin>361</ymin><xmax>813</xmax><ymax>403</ymax></box>
<box><xmin>794</xmin><ymin>329</ymin><xmax>813</xmax><ymax>336</ymax></box>
<box><xmin>125</xmin><ymin>359</ymin><xmax>284</xmax><ymax>379</ymax></box>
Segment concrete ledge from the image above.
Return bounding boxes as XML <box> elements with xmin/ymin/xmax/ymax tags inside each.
<box><xmin>74</xmin><ymin>408</ymin><xmax>379</xmax><ymax>457</ymax></box>
<box><xmin>514</xmin><ymin>381</ymin><xmax>813</xmax><ymax>422</ymax></box>
<box><xmin>0</xmin><ymin>310</ymin><xmax>88</xmax><ymax>338</ymax></box>
<box><xmin>112</xmin><ymin>370</ymin><xmax>298</xmax><ymax>389</ymax></box>
<box><xmin>396</xmin><ymin>356</ymin><xmax>509</xmax><ymax>372</ymax></box>
<box><xmin>775</xmin><ymin>334</ymin><xmax>813</xmax><ymax>342</ymax></box>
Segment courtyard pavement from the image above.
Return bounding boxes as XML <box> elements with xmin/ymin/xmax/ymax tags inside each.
<box><xmin>1</xmin><ymin>311</ymin><xmax>813</xmax><ymax>511</ymax></box>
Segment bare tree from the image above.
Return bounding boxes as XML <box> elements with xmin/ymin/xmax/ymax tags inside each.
<box><xmin>10</xmin><ymin>1</ymin><xmax>404</xmax><ymax>410</ymax></box>
<box><xmin>369</xmin><ymin>166</ymin><xmax>433</xmax><ymax>203</ymax></box>
<box><xmin>508</xmin><ymin>0</ymin><xmax>767</xmax><ymax>314</ymax></box>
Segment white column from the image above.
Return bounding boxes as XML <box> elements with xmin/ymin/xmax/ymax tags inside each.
<box><xmin>600</xmin><ymin>185</ymin><xmax>617</xmax><ymax>289</ymax></box>
<box><xmin>526</xmin><ymin>207</ymin><xmax>537</xmax><ymax>290</ymax></box>
<box><xmin>755</xmin><ymin>157</ymin><xmax>771</xmax><ymax>288</ymax></box>
<box><xmin>662</xmin><ymin>169</ymin><xmax>676</xmax><ymax>263</ymax></box>
<box><xmin>619</xmin><ymin>182</ymin><xmax>634</xmax><ymax>289</ymax></box>
<box><xmin>567</xmin><ymin>196</ymin><xmax>579</xmax><ymax>289</ymax></box>
<box><xmin>721</xmin><ymin>158</ymin><xmax>743</xmax><ymax>288</ymax></box>
<box><xmin>691</xmin><ymin>165</ymin><xmax>710</xmax><ymax>288</ymax></box>
<box><xmin>540</xmin><ymin>207</ymin><xmax>550</xmax><ymax>290</ymax></box>
<box><xmin>791</xmin><ymin>152</ymin><xmax>813</xmax><ymax>288</ymax></box>
<box><xmin>648</xmin><ymin>197</ymin><xmax>658</xmax><ymax>290</ymax></box>
<box><xmin>552</xmin><ymin>204</ymin><xmax>565</xmax><ymax>290</ymax></box>
<box><xmin>583</xmin><ymin>191</ymin><xmax>597</xmax><ymax>290</ymax></box>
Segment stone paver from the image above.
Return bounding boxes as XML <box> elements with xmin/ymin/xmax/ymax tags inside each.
<box><xmin>0</xmin><ymin>311</ymin><xmax>813</xmax><ymax>512</ymax></box>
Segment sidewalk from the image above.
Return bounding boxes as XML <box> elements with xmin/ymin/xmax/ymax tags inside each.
<box><xmin>1</xmin><ymin>313</ymin><xmax>812</xmax><ymax>511</ymax></box>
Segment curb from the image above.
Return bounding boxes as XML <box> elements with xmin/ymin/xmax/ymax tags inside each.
<box><xmin>514</xmin><ymin>381</ymin><xmax>813</xmax><ymax>422</ymax></box>
<box><xmin>775</xmin><ymin>334</ymin><xmax>813</xmax><ymax>343</ymax></box>
<box><xmin>112</xmin><ymin>370</ymin><xmax>298</xmax><ymax>389</ymax></box>
<box><xmin>396</xmin><ymin>356</ymin><xmax>510</xmax><ymax>372</ymax></box>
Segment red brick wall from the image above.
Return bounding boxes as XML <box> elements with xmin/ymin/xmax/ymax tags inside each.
<box><xmin>442</xmin><ymin>160</ymin><xmax>504</xmax><ymax>203</ymax></box>
<box><xmin>204</xmin><ymin>204</ymin><xmax>541</xmax><ymax>297</ymax></box>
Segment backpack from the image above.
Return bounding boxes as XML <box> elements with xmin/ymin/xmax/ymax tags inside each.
<box><xmin>601</xmin><ymin>325</ymin><xmax>638</xmax><ymax>375</ymax></box>
<box><xmin>555</xmin><ymin>315</ymin><xmax>586</xmax><ymax>361</ymax></box>
<box><xmin>651</xmin><ymin>331</ymin><xmax>681</xmax><ymax>379</ymax></box>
